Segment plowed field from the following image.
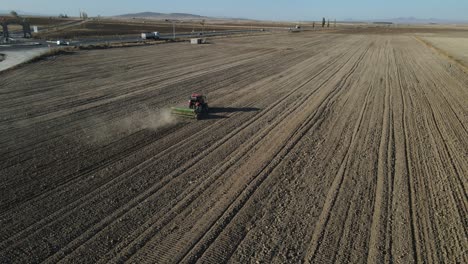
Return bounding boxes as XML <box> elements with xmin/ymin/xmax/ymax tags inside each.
<box><xmin>0</xmin><ymin>32</ymin><xmax>467</xmax><ymax>263</ymax></box>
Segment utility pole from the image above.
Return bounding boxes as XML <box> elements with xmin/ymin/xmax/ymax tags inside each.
<box><xmin>167</xmin><ymin>19</ymin><xmax>180</xmax><ymax>40</ymax></box>
<box><xmin>22</xmin><ymin>18</ymin><xmax>31</xmax><ymax>38</ymax></box>
<box><xmin>1</xmin><ymin>18</ymin><xmax>9</xmax><ymax>42</ymax></box>
<box><xmin>200</xmin><ymin>19</ymin><xmax>206</xmax><ymax>35</ymax></box>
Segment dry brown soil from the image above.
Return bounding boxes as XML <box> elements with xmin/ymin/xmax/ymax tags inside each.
<box><xmin>0</xmin><ymin>31</ymin><xmax>467</xmax><ymax>263</ymax></box>
<box><xmin>35</xmin><ymin>20</ymin><xmax>254</xmax><ymax>39</ymax></box>
<box><xmin>419</xmin><ymin>34</ymin><xmax>468</xmax><ymax>67</ymax></box>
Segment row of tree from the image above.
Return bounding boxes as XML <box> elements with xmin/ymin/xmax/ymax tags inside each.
<box><xmin>321</xmin><ymin>18</ymin><xmax>336</xmax><ymax>28</ymax></box>
<box><xmin>79</xmin><ymin>11</ymin><xmax>88</xmax><ymax>20</ymax></box>
<box><xmin>57</xmin><ymin>11</ymin><xmax>89</xmax><ymax>19</ymax></box>
<box><xmin>2</xmin><ymin>11</ymin><xmax>32</xmax><ymax>38</ymax></box>
<box><xmin>311</xmin><ymin>18</ymin><xmax>337</xmax><ymax>28</ymax></box>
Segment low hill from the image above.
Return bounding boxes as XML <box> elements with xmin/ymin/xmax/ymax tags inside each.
<box><xmin>116</xmin><ymin>12</ymin><xmax>208</xmax><ymax>20</ymax></box>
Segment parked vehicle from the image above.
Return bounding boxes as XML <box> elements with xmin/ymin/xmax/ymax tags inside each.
<box><xmin>141</xmin><ymin>32</ymin><xmax>161</xmax><ymax>40</ymax></box>
<box><xmin>56</xmin><ymin>40</ymin><xmax>70</xmax><ymax>45</ymax></box>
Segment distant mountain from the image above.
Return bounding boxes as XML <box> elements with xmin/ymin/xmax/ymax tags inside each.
<box><xmin>116</xmin><ymin>12</ymin><xmax>209</xmax><ymax>20</ymax></box>
<box><xmin>343</xmin><ymin>17</ymin><xmax>468</xmax><ymax>24</ymax></box>
<box><xmin>0</xmin><ymin>10</ymin><xmax>47</xmax><ymax>16</ymax></box>
<box><xmin>382</xmin><ymin>17</ymin><xmax>467</xmax><ymax>24</ymax></box>
<box><xmin>0</xmin><ymin>10</ymin><xmax>17</xmax><ymax>15</ymax></box>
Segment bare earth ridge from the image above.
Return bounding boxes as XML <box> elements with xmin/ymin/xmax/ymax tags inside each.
<box><xmin>0</xmin><ymin>32</ymin><xmax>467</xmax><ymax>263</ymax></box>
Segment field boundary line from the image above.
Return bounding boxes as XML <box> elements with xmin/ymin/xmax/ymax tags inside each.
<box><xmin>413</xmin><ymin>36</ymin><xmax>468</xmax><ymax>72</ymax></box>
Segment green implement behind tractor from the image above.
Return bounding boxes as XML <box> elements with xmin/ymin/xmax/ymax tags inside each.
<box><xmin>170</xmin><ymin>107</ymin><xmax>199</xmax><ymax>118</ymax></box>
<box><xmin>171</xmin><ymin>93</ymin><xmax>209</xmax><ymax>119</ymax></box>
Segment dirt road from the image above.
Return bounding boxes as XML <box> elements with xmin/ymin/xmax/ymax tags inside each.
<box><xmin>0</xmin><ymin>32</ymin><xmax>466</xmax><ymax>263</ymax></box>
<box><xmin>0</xmin><ymin>48</ymin><xmax>49</xmax><ymax>72</ymax></box>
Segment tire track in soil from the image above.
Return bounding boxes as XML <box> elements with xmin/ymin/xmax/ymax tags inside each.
<box><xmin>187</xmin><ymin>41</ymin><xmax>380</xmax><ymax>264</ymax></box>
<box><xmin>320</xmin><ymin>39</ymin><xmax>391</xmax><ymax>264</ymax></box>
<box><xmin>0</xmin><ymin>33</ymin><xmax>352</xmax><ymax>262</ymax></box>
<box><xmin>0</xmin><ymin>50</ymin><xmax>300</xmax><ymax>211</ymax></box>
<box><xmin>0</xmin><ymin>37</ymin><xmax>334</xmax><ymax>128</ymax></box>
<box><xmin>0</xmin><ymin>47</ymin><xmax>289</xmax><ymax>246</ymax></box>
<box><xmin>0</xmin><ymin>92</ymin><xmax>266</xmax><ymax>252</ymax></box>
<box><xmin>302</xmin><ymin>42</ymin><xmax>373</xmax><ymax>263</ymax></box>
<box><xmin>395</xmin><ymin>38</ymin><xmax>467</xmax><ymax>262</ymax></box>
<box><xmin>125</xmin><ymin>39</ymin><xmax>372</xmax><ymax>264</ymax></box>
<box><xmin>53</xmin><ymin>36</ymin><xmax>365</xmax><ymax>264</ymax></box>
<box><xmin>0</xmin><ymin>37</ymin><xmax>335</xmax><ymax>169</ymax></box>
<box><xmin>395</xmin><ymin>50</ymin><xmax>419</xmax><ymax>263</ymax></box>
<box><xmin>0</xmin><ymin>36</ymin><xmax>340</xmax><ymax>182</ymax></box>
<box><xmin>0</xmin><ymin>35</ymin><xmax>336</xmax><ymax>214</ymax></box>
<box><xmin>0</xmin><ymin>49</ymin><xmax>277</xmax><ymax>152</ymax></box>
<box><xmin>366</xmin><ymin>41</ymin><xmax>393</xmax><ymax>263</ymax></box>
<box><xmin>0</xmin><ymin>35</ymin><xmax>330</xmax><ymax>202</ymax></box>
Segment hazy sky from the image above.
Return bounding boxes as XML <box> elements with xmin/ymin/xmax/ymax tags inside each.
<box><xmin>2</xmin><ymin>0</ymin><xmax>468</xmax><ymax>21</ymax></box>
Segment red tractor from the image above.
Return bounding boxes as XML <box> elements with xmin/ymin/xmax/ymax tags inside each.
<box><xmin>188</xmin><ymin>93</ymin><xmax>209</xmax><ymax>113</ymax></box>
<box><xmin>171</xmin><ymin>93</ymin><xmax>209</xmax><ymax>119</ymax></box>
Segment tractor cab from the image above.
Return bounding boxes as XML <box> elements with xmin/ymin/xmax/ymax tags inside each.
<box><xmin>171</xmin><ymin>93</ymin><xmax>209</xmax><ymax>119</ymax></box>
<box><xmin>188</xmin><ymin>93</ymin><xmax>207</xmax><ymax>109</ymax></box>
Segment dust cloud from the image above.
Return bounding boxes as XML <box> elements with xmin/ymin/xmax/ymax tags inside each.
<box><xmin>84</xmin><ymin>107</ymin><xmax>177</xmax><ymax>144</ymax></box>
<box><xmin>121</xmin><ymin>107</ymin><xmax>176</xmax><ymax>131</ymax></box>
